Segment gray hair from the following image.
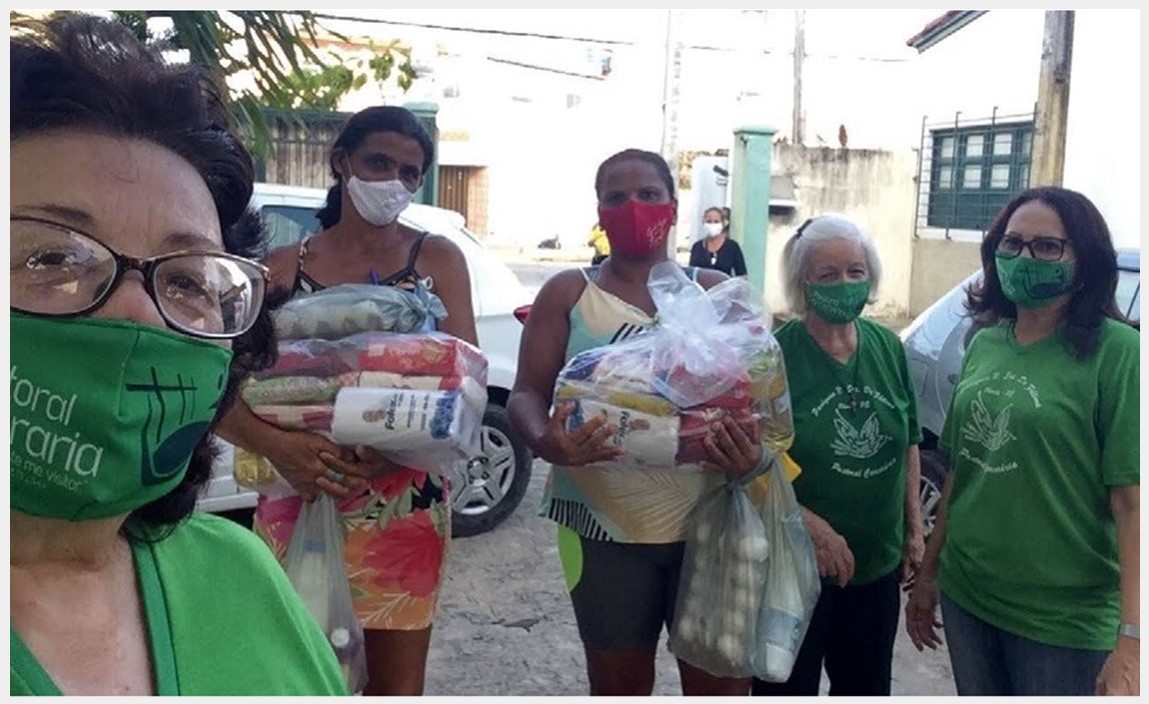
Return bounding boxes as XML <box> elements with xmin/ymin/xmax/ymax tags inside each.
<box><xmin>780</xmin><ymin>213</ymin><xmax>883</xmax><ymax>315</ymax></box>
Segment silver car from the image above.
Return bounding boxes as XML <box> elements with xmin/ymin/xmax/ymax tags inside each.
<box><xmin>900</xmin><ymin>249</ymin><xmax>1140</xmax><ymax>534</ymax></box>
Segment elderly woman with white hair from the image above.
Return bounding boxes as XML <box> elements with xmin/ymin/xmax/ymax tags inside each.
<box><xmin>751</xmin><ymin>214</ymin><xmax>925</xmax><ymax>697</ymax></box>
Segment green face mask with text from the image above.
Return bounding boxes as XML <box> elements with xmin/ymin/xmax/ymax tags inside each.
<box><xmin>10</xmin><ymin>314</ymin><xmax>233</xmax><ymax>521</ymax></box>
<box><xmin>995</xmin><ymin>254</ymin><xmax>1075</xmax><ymax>309</ymax></box>
<box><xmin>806</xmin><ymin>280</ymin><xmax>872</xmax><ymax>324</ymax></box>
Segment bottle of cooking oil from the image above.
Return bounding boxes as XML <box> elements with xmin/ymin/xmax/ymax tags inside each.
<box><xmin>749</xmin><ymin>345</ymin><xmax>794</xmax><ymax>453</ymax></box>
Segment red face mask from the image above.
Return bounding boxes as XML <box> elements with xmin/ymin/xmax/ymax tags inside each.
<box><xmin>598</xmin><ymin>199</ymin><xmax>676</xmax><ymax>257</ymax></box>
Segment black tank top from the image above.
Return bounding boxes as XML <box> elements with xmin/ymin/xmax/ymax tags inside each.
<box><xmin>292</xmin><ymin>231</ymin><xmax>432</xmax><ymax>295</ymax></box>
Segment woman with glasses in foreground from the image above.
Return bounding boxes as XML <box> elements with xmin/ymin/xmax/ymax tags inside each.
<box><xmin>904</xmin><ymin>187</ymin><xmax>1140</xmax><ymax>696</ymax></box>
<box><xmin>10</xmin><ymin>14</ymin><xmax>346</xmax><ymax>695</ymax></box>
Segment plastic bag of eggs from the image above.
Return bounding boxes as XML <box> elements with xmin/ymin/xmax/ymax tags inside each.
<box><xmin>669</xmin><ymin>482</ymin><xmax>770</xmax><ymax>678</ymax></box>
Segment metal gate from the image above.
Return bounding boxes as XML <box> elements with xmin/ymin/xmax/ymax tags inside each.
<box><xmin>258</xmin><ymin>109</ymin><xmax>350</xmax><ymax>188</ymax></box>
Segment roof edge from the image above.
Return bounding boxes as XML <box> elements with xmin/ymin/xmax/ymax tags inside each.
<box><xmin>906</xmin><ymin>10</ymin><xmax>989</xmax><ymax>53</ymax></box>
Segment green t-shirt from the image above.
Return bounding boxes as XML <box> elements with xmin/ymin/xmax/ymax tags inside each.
<box><xmin>939</xmin><ymin>318</ymin><xmax>1140</xmax><ymax>650</ymax></box>
<box><xmin>11</xmin><ymin>513</ymin><xmax>348</xmax><ymax>696</ymax></box>
<box><xmin>776</xmin><ymin>318</ymin><xmax>923</xmax><ymax>585</ymax></box>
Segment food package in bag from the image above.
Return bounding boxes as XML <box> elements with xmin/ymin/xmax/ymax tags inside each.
<box><xmin>272</xmin><ymin>282</ymin><xmax>447</xmax><ymax>341</ymax></box>
<box><xmin>328</xmin><ymin>378</ymin><xmax>486</xmax><ymax>476</ymax></box>
<box><xmin>257</xmin><ymin>331</ymin><xmax>488</xmax><ymax>386</ymax></box>
<box><xmin>283</xmin><ymin>494</ymin><xmax>368</xmax><ymax>694</ymax></box>
<box><xmin>750</xmin><ymin>464</ymin><xmax>821</xmax><ymax>682</ymax></box>
<box><xmin>563</xmin><ymin>398</ymin><xmax>680</xmax><ymax>469</ymax></box>
<box><xmin>667</xmin><ymin>474</ymin><xmax>769</xmax><ymax>678</ymax></box>
<box><xmin>554</xmin><ymin>262</ymin><xmax>794</xmax><ymax>470</ymax></box>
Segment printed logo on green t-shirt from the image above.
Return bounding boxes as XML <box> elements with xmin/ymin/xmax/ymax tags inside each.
<box><xmin>954</xmin><ymin>371</ymin><xmax>1041</xmax><ymax>475</ymax></box>
<box><xmin>831</xmin><ymin>407</ymin><xmax>892</xmax><ymax>460</ymax></box>
<box><xmin>810</xmin><ymin>384</ymin><xmax>900</xmax><ymax>480</ymax></box>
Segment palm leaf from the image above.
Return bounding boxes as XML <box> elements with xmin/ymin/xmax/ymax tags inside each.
<box><xmin>90</xmin><ymin>10</ymin><xmax>418</xmax><ymax>159</ymax></box>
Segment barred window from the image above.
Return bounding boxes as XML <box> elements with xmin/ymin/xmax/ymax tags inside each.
<box><xmin>915</xmin><ymin>111</ymin><xmax>1034</xmax><ymax>236</ymax></box>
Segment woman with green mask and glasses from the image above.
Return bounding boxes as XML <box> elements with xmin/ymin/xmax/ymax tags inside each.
<box><xmin>905</xmin><ymin>188</ymin><xmax>1140</xmax><ymax>697</ymax></box>
<box><xmin>10</xmin><ymin>14</ymin><xmax>348</xmax><ymax>696</ymax></box>
<box><xmin>752</xmin><ymin>213</ymin><xmax>924</xmax><ymax>697</ymax></box>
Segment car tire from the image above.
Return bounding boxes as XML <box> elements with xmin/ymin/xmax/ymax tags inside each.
<box><xmin>920</xmin><ymin>448</ymin><xmax>949</xmax><ymax>538</ymax></box>
<box><xmin>450</xmin><ymin>402</ymin><xmax>533</xmax><ymax>538</ymax></box>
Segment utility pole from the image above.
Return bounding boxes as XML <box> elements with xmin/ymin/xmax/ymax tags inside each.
<box><xmin>791</xmin><ymin>10</ymin><xmax>805</xmax><ymax>145</ymax></box>
<box><xmin>660</xmin><ymin>9</ymin><xmax>682</xmax><ymax>166</ymax></box>
<box><xmin>1030</xmin><ymin>10</ymin><xmax>1074</xmax><ymax>187</ymax></box>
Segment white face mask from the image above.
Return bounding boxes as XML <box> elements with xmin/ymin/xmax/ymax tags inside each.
<box><xmin>703</xmin><ymin>222</ymin><xmax>724</xmax><ymax>238</ymax></box>
<box><xmin>346</xmin><ymin>175</ymin><xmax>414</xmax><ymax>226</ymax></box>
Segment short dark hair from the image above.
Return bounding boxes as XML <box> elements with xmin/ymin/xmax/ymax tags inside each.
<box><xmin>965</xmin><ymin>186</ymin><xmax>1130</xmax><ymax>359</ymax></box>
<box><xmin>11</xmin><ymin>13</ymin><xmax>279</xmax><ymax>532</ymax></box>
<box><xmin>316</xmin><ymin>106</ymin><xmax>436</xmax><ymax>229</ymax></box>
<box><xmin>594</xmin><ymin>148</ymin><xmax>676</xmax><ymax>201</ymax></box>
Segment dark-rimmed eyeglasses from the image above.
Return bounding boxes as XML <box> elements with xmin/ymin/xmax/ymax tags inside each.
<box><xmin>996</xmin><ymin>235</ymin><xmax>1070</xmax><ymax>262</ymax></box>
<box><xmin>10</xmin><ymin>217</ymin><xmax>269</xmax><ymax>339</ymax></box>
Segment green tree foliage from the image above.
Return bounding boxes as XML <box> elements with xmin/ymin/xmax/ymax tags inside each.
<box><xmin>13</xmin><ymin>11</ymin><xmax>417</xmax><ymax>157</ymax></box>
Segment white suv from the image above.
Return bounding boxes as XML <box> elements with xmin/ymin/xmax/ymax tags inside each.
<box><xmin>197</xmin><ymin>183</ymin><xmax>535</xmax><ymax>536</ymax></box>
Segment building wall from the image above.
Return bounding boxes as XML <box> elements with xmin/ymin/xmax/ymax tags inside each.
<box><xmin>758</xmin><ymin>144</ymin><xmax>918</xmax><ymax>319</ymax></box>
<box><xmin>909</xmin><ymin>239</ymin><xmax>982</xmax><ymax>316</ymax></box>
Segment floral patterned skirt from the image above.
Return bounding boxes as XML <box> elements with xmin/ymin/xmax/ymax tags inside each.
<box><xmin>253</xmin><ymin>467</ymin><xmax>451</xmax><ymax>631</ymax></box>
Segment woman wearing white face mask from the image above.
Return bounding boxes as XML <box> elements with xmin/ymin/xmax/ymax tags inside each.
<box><xmin>217</xmin><ymin>106</ymin><xmax>478</xmax><ymax>696</ymax></box>
<box><xmin>689</xmin><ymin>206</ymin><xmax>747</xmax><ymax>276</ymax></box>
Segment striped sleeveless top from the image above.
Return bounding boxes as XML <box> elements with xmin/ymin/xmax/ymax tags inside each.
<box><xmin>539</xmin><ymin>266</ymin><xmax>725</xmax><ymax>544</ymax></box>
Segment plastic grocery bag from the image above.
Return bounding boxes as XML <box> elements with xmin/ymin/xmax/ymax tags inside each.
<box><xmin>556</xmin><ymin>261</ymin><xmax>794</xmax><ymax>470</ymax></box>
<box><xmin>243</xmin><ymin>331</ymin><xmax>488</xmax><ymax>478</ymax></box>
<box><xmin>283</xmin><ymin>494</ymin><xmax>368</xmax><ymax>694</ymax></box>
<box><xmin>668</xmin><ymin>472</ymin><xmax>770</xmax><ymax>678</ymax></box>
<box><xmin>273</xmin><ymin>282</ymin><xmax>447</xmax><ymax>341</ymax></box>
<box><xmin>751</xmin><ymin>465</ymin><xmax>821</xmax><ymax>682</ymax></box>
<box><xmin>253</xmin><ymin>330</ymin><xmax>488</xmax><ymax>384</ymax></box>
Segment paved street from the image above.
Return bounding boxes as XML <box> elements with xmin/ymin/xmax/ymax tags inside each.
<box><xmin>425</xmin><ymin>458</ymin><xmax>955</xmax><ymax>696</ymax></box>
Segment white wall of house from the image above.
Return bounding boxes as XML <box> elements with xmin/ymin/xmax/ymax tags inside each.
<box><xmin>1062</xmin><ymin>10</ymin><xmax>1140</xmax><ymax>249</ymax></box>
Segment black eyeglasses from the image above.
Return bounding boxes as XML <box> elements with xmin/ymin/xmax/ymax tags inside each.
<box><xmin>10</xmin><ymin>217</ymin><xmax>269</xmax><ymax>339</ymax></box>
<box><xmin>996</xmin><ymin>235</ymin><xmax>1070</xmax><ymax>262</ymax></box>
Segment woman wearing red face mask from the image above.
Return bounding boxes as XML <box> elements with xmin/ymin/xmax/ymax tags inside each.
<box><xmin>508</xmin><ymin>149</ymin><xmax>768</xmax><ymax>695</ymax></box>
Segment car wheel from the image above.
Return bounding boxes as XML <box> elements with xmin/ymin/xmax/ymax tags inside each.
<box><xmin>920</xmin><ymin>448</ymin><xmax>949</xmax><ymax>538</ymax></box>
<box><xmin>449</xmin><ymin>402</ymin><xmax>533</xmax><ymax>538</ymax></box>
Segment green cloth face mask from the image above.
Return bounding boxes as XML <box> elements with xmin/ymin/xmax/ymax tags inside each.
<box><xmin>806</xmin><ymin>280</ymin><xmax>872</xmax><ymax>324</ymax></box>
<box><xmin>10</xmin><ymin>314</ymin><xmax>233</xmax><ymax>521</ymax></box>
<box><xmin>994</xmin><ymin>254</ymin><xmax>1075</xmax><ymax>309</ymax></box>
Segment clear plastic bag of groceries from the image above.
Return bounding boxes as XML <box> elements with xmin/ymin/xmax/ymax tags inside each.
<box><xmin>273</xmin><ymin>282</ymin><xmax>447</xmax><ymax>341</ymax></box>
<box><xmin>243</xmin><ymin>330</ymin><xmax>488</xmax><ymax>477</ymax></box>
<box><xmin>555</xmin><ymin>261</ymin><xmax>794</xmax><ymax>469</ymax></box>
<box><xmin>668</xmin><ymin>470</ymin><xmax>770</xmax><ymax>678</ymax></box>
<box><xmin>750</xmin><ymin>464</ymin><xmax>821</xmax><ymax>682</ymax></box>
<box><xmin>283</xmin><ymin>494</ymin><xmax>368</xmax><ymax>694</ymax></box>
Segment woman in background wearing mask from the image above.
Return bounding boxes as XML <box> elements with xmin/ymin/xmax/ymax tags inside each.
<box><xmin>905</xmin><ymin>188</ymin><xmax>1139</xmax><ymax>696</ymax></box>
<box><xmin>689</xmin><ymin>206</ymin><xmax>747</xmax><ymax>276</ymax></box>
<box><xmin>508</xmin><ymin>149</ymin><xmax>770</xmax><ymax>696</ymax></box>
<box><xmin>11</xmin><ymin>14</ymin><xmax>345</xmax><ymax>695</ymax></box>
<box><xmin>218</xmin><ymin>106</ymin><xmax>478</xmax><ymax>696</ymax></box>
<box><xmin>752</xmin><ymin>214</ymin><xmax>924</xmax><ymax>697</ymax></box>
